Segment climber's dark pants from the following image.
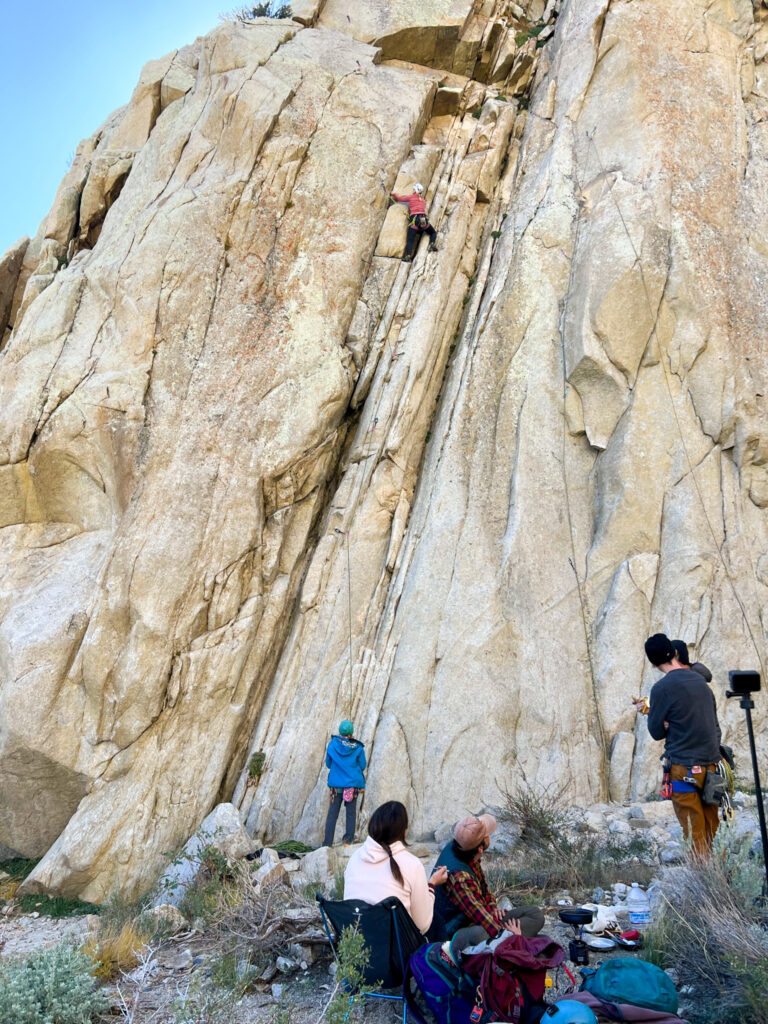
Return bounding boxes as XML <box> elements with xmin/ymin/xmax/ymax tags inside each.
<box><xmin>323</xmin><ymin>790</ymin><xmax>358</xmax><ymax>846</ymax></box>
<box><xmin>405</xmin><ymin>222</ymin><xmax>437</xmax><ymax>257</ymax></box>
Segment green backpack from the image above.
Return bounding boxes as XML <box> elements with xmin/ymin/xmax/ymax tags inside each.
<box><xmin>580</xmin><ymin>958</ymin><xmax>679</xmax><ymax>1013</ymax></box>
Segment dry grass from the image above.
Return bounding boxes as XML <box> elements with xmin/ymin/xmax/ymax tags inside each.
<box><xmin>83</xmin><ymin>918</ymin><xmax>150</xmax><ymax>979</ymax></box>
<box><xmin>645</xmin><ymin>831</ymin><xmax>768</xmax><ymax>1024</ymax></box>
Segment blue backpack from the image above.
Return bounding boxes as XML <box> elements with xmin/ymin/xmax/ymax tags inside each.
<box><xmin>580</xmin><ymin>958</ymin><xmax>679</xmax><ymax>1014</ymax></box>
<box><xmin>403</xmin><ymin>943</ymin><xmax>494</xmax><ymax>1024</ymax></box>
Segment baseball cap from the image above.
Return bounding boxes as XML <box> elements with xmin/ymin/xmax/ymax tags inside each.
<box><xmin>453</xmin><ymin>813</ymin><xmax>497</xmax><ymax>851</ymax></box>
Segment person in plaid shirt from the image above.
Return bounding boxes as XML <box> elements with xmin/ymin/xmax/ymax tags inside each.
<box><xmin>432</xmin><ymin>814</ymin><xmax>544</xmax><ymax>940</ymax></box>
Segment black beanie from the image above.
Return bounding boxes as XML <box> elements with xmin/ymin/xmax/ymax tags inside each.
<box><xmin>645</xmin><ymin>633</ymin><xmax>676</xmax><ymax>666</ymax></box>
<box><xmin>672</xmin><ymin>640</ymin><xmax>690</xmax><ymax>665</ymax></box>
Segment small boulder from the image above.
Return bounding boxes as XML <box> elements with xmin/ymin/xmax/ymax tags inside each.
<box><xmin>259</xmin><ymin>961</ymin><xmax>278</xmax><ymax>982</ymax></box>
<box><xmin>434</xmin><ymin>822</ymin><xmax>454</xmax><ymax>845</ymax></box>
<box><xmin>608</xmin><ymin>820</ymin><xmax>631</xmax><ymax>835</ymax></box>
<box><xmin>660</xmin><ymin>842</ymin><xmax>685</xmax><ymax>865</ymax></box>
<box><xmin>157</xmin><ymin>948</ymin><xmax>194</xmax><ymax>970</ymax></box>
<box><xmin>488</xmin><ymin>822</ymin><xmax>521</xmax><ymax>854</ymax></box>
<box><xmin>628</xmin><ymin>805</ymin><xmax>645</xmax><ymax>819</ymax></box>
<box><xmin>407</xmin><ymin>843</ymin><xmax>433</xmax><ymax>859</ymax></box>
<box><xmin>301</xmin><ymin>845</ymin><xmax>339</xmax><ymax>881</ymax></box>
<box><xmin>290</xmin><ymin>941</ymin><xmax>316</xmax><ymax>965</ymax></box>
<box><xmin>153</xmin><ymin>802</ymin><xmax>256</xmax><ymax>906</ymax></box>
<box><xmin>141</xmin><ymin>903</ymin><xmax>188</xmax><ymax>936</ymax></box>
<box><xmin>276</xmin><ymin>955</ymin><xmax>298</xmax><ymax>974</ymax></box>
<box><xmin>255</xmin><ymin>861</ymin><xmax>289</xmax><ymax>888</ymax></box>
<box><xmin>583</xmin><ymin>811</ymin><xmax>606</xmax><ymax>833</ymax></box>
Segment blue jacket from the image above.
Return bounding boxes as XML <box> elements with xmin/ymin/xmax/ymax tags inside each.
<box><xmin>326</xmin><ymin>735</ymin><xmax>366</xmax><ymax>789</ymax></box>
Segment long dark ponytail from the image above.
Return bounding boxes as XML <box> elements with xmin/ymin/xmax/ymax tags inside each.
<box><xmin>368</xmin><ymin>801</ymin><xmax>408</xmax><ymax>886</ymax></box>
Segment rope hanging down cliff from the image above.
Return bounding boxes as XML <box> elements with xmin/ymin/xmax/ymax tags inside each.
<box><xmin>585</xmin><ymin>129</ymin><xmax>766</xmax><ymax>680</ymax></box>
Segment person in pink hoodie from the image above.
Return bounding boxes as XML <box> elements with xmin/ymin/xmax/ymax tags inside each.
<box><xmin>344</xmin><ymin>801</ymin><xmax>448</xmax><ymax>934</ymax></box>
<box><xmin>390</xmin><ymin>183</ymin><xmax>438</xmax><ymax>262</ymax></box>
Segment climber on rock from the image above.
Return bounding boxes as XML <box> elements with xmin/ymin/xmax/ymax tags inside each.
<box><xmin>323</xmin><ymin>720</ymin><xmax>366</xmax><ymax>847</ymax></box>
<box><xmin>390</xmin><ymin>182</ymin><xmax>438</xmax><ymax>262</ymax></box>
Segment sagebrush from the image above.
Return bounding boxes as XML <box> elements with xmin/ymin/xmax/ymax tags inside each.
<box><xmin>0</xmin><ymin>943</ymin><xmax>108</xmax><ymax>1024</ymax></box>
<box><xmin>645</xmin><ymin>829</ymin><xmax>768</xmax><ymax>1024</ymax></box>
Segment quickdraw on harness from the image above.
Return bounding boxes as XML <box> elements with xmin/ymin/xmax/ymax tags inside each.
<box><xmin>715</xmin><ymin>756</ymin><xmax>736</xmax><ymax>823</ymax></box>
<box><xmin>659</xmin><ymin>760</ymin><xmax>673</xmax><ymax>801</ymax></box>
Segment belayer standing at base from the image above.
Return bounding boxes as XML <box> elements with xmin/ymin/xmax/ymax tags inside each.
<box><xmin>636</xmin><ymin>633</ymin><xmax>722</xmax><ymax>857</ymax></box>
<box><xmin>323</xmin><ymin>720</ymin><xmax>366</xmax><ymax>847</ymax></box>
<box><xmin>390</xmin><ymin>182</ymin><xmax>438</xmax><ymax>262</ymax></box>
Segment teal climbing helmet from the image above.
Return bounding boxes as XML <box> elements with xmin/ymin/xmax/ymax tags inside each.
<box><xmin>544</xmin><ymin>1002</ymin><xmax>598</xmax><ymax>1024</ymax></box>
<box><xmin>339</xmin><ymin>720</ymin><xmax>354</xmax><ymax>736</ymax></box>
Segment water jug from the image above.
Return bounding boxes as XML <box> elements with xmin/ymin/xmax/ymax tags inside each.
<box><xmin>626</xmin><ymin>882</ymin><xmax>651</xmax><ymax>927</ymax></box>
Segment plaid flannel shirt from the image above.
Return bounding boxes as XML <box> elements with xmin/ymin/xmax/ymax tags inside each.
<box><xmin>445</xmin><ymin>859</ymin><xmax>505</xmax><ymax>937</ymax></box>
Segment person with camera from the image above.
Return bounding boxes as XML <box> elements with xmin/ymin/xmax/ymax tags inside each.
<box><xmin>636</xmin><ymin>633</ymin><xmax>722</xmax><ymax>857</ymax></box>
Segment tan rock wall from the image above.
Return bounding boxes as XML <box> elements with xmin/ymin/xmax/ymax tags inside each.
<box><xmin>1</xmin><ymin>0</ymin><xmax>766</xmax><ymax>899</ymax></box>
<box><xmin>3</xmin><ymin>19</ymin><xmax>435</xmax><ymax>898</ymax></box>
<box><xmin>241</xmin><ymin>0</ymin><xmax>768</xmax><ymax>840</ymax></box>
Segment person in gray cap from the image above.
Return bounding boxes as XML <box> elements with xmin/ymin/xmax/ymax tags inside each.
<box><xmin>636</xmin><ymin>633</ymin><xmax>722</xmax><ymax>856</ymax></box>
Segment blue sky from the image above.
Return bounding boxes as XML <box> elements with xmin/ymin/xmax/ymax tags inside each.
<box><xmin>1</xmin><ymin>1</ymin><xmax>227</xmax><ymax>254</ymax></box>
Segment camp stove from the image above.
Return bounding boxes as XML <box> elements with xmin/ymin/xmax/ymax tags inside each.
<box><xmin>558</xmin><ymin>906</ymin><xmax>594</xmax><ymax>966</ymax></box>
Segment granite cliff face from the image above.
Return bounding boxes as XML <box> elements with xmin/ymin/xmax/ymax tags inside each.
<box><xmin>1</xmin><ymin>0</ymin><xmax>767</xmax><ymax>900</ymax></box>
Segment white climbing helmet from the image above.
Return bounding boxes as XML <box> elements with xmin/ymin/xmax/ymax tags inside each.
<box><xmin>412</xmin><ymin>182</ymin><xmax>424</xmax><ymax>194</ymax></box>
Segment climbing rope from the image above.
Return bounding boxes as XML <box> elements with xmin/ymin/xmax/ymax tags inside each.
<box><xmin>583</xmin><ymin>128</ymin><xmax>766</xmax><ymax>679</ymax></box>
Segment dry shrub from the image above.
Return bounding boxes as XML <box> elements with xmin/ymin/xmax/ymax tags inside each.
<box><xmin>645</xmin><ymin>832</ymin><xmax>768</xmax><ymax>1024</ymax></box>
<box><xmin>499</xmin><ymin>773</ymin><xmax>655</xmax><ymax>894</ymax></box>
<box><xmin>172</xmin><ymin>860</ymin><xmax>325</xmax><ymax>983</ymax></box>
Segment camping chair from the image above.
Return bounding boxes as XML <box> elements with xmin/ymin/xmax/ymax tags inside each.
<box><xmin>317</xmin><ymin>894</ymin><xmax>425</xmax><ymax>1023</ymax></box>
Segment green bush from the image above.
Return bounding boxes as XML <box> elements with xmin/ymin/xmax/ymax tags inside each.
<box><xmin>220</xmin><ymin>2</ymin><xmax>292</xmax><ymax>20</ymax></box>
<box><xmin>0</xmin><ymin>943</ymin><xmax>108</xmax><ymax>1024</ymax></box>
<box><xmin>248</xmin><ymin>750</ymin><xmax>266</xmax><ymax>778</ymax></box>
<box><xmin>172</xmin><ymin>972</ymin><xmax>238</xmax><ymax>1024</ymax></box>
<box><xmin>324</xmin><ymin>925</ymin><xmax>371</xmax><ymax>1024</ymax></box>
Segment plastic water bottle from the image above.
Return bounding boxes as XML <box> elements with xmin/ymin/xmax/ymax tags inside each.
<box><xmin>626</xmin><ymin>883</ymin><xmax>652</xmax><ymax>927</ymax></box>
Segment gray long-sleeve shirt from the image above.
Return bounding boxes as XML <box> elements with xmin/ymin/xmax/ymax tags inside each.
<box><xmin>647</xmin><ymin>667</ymin><xmax>721</xmax><ymax>765</ymax></box>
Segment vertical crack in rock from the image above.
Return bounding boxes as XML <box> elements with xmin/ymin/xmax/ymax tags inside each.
<box><xmin>1</xmin><ymin>0</ymin><xmax>767</xmax><ymax>896</ymax></box>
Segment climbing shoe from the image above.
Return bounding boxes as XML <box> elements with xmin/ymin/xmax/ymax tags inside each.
<box><xmin>428</xmin><ymin>241</ymin><xmax>438</xmax><ymax>253</ymax></box>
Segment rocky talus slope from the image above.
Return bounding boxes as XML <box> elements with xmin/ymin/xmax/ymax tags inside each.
<box><xmin>0</xmin><ymin>0</ymin><xmax>767</xmax><ymax>900</ymax></box>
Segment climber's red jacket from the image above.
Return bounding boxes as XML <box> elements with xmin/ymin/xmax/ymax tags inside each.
<box><xmin>391</xmin><ymin>191</ymin><xmax>427</xmax><ymax>215</ymax></box>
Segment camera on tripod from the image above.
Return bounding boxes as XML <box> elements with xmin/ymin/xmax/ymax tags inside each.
<box><xmin>725</xmin><ymin>669</ymin><xmax>768</xmax><ymax>897</ymax></box>
<box><xmin>726</xmin><ymin>670</ymin><xmax>761</xmax><ymax>698</ymax></box>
